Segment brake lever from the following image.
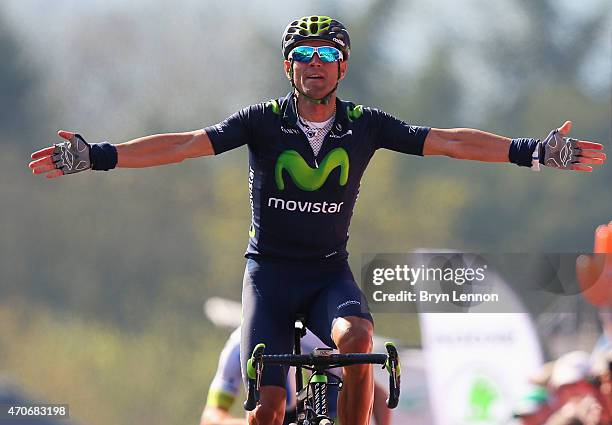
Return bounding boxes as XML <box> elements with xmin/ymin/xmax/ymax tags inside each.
<box><xmin>384</xmin><ymin>342</ymin><xmax>401</xmax><ymax>409</ymax></box>
<box><xmin>244</xmin><ymin>343</ymin><xmax>266</xmax><ymax>411</ymax></box>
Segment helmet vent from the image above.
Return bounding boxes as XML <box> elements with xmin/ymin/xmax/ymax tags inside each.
<box><xmin>310</xmin><ymin>23</ymin><xmax>318</xmax><ymax>34</ymax></box>
<box><xmin>291</xmin><ymin>21</ymin><xmax>298</xmax><ymax>26</ymax></box>
<box><xmin>332</xmin><ymin>27</ymin><xmax>341</xmax><ymax>33</ymax></box>
<box><xmin>300</xmin><ymin>22</ymin><xmax>307</xmax><ymax>29</ymax></box>
<box><xmin>299</xmin><ymin>29</ymin><xmax>308</xmax><ymax>36</ymax></box>
<box><xmin>311</xmin><ymin>16</ymin><xmax>319</xmax><ymax>22</ymax></box>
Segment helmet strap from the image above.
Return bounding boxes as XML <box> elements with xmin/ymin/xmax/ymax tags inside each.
<box><xmin>289</xmin><ymin>60</ymin><xmax>341</xmax><ymax>105</ymax></box>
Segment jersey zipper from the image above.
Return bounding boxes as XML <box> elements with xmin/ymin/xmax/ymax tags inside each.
<box><xmin>297</xmin><ymin>120</ymin><xmax>338</xmax><ymax>169</ymax></box>
<box><xmin>297</xmin><ymin>126</ymin><xmax>319</xmax><ymax>169</ymax></box>
<box><xmin>314</xmin><ymin>128</ymin><xmax>337</xmax><ymax>168</ymax></box>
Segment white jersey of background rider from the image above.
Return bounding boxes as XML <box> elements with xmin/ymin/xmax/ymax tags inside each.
<box><xmin>207</xmin><ymin>327</ymin><xmax>337</xmax><ymax>409</ymax></box>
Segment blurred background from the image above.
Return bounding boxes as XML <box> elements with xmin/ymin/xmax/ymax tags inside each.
<box><xmin>0</xmin><ymin>0</ymin><xmax>610</xmax><ymax>424</ymax></box>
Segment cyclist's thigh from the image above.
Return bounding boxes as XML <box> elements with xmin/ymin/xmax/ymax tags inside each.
<box><xmin>241</xmin><ymin>258</ymin><xmax>296</xmax><ymax>388</ymax></box>
<box><xmin>305</xmin><ymin>263</ymin><xmax>373</xmax><ymax>348</ymax></box>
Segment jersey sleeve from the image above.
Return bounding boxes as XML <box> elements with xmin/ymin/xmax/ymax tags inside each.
<box><xmin>370</xmin><ymin>108</ymin><xmax>430</xmax><ymax>156</ymax></box>
<box><xmin>206</xmin><ymin>328</ymin><xmax>242</xmax><ymax>410</ymax></box>
<box><xmin>204</xmin><ymin>104</ymin><xmax>264</xmax><ymax>155</ymax></box>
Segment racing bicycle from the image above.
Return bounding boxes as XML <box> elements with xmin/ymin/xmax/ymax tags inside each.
<box><xmin>244</xmin><ymin>317</ymin><xmax>400</xmax><ymax>425</ymax></box>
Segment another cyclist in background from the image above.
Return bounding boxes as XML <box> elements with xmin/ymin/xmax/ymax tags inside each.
<box><xmin>29</xmin><ymin>14</ymin><xmax>605</xmax><ymax>425</ymax></box>
<box><xmin>201</xmin><ymin>327</ymin><xmax>391</xmax><ymax>425</ymax></box>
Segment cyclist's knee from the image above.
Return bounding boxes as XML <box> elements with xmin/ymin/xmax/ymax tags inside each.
<box><xmin>332</xmin><ymin>316</ymin><xmax>373</xmax><ymax>354</ymax></box>
<box><xmin>248</xmin><ymin>386</ymin><xmax>285</xmax><ymax>425</ymax></box>
<box><xmin>250</xmin><ymin>405</ymin><xmax>283</xmax><ymax>425</ymax></box>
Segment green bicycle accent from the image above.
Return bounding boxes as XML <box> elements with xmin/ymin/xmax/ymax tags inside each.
<box><xmin>384</xmin><ymin>342</ymin><xmax>401</xmax><ymax>376</ymax></box>
<box><xmin>275</xmin><ymin>148</ymin><xmax>349</xmax><ymax>191</ymax></box>
<box><xmin>247</xmin><ymin>343</ymin><xmax>266</xmax><ymax>380</ymax></box>
<box><xmin>347</xmin><ymin>105</ymin><xmax>363</xmax><ymax>122</ymax></box>
<box><xmin>294</xmin><ymin>16</ymin><xmax>333</xmax><ymax>36</ymax></box>
<box><xmin>266</xmin><ymin>99</ymin><xmax>280</xmax><ymax>115</ymax></box>
<box><xmin>246</xmin><ymin>358</ymin><xmax>256</xmax><ymax>380</ymax></box>
<box><xmin>310</xmin><ymin>373</ymin><xmax>328</xmax><ymax>384</ymax></box>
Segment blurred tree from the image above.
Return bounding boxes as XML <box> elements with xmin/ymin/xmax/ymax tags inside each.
<box><xmin>483</xmin><ymin>0</ymin><xmax>611</xmax><ymax>133</ymax></box>
<box><xmin>0</xmin><ymin>10</ymin><xmax>40</xmax><ymax>143</ymax></box>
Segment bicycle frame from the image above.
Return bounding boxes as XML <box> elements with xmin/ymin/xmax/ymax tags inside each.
<box><xmin>244</xmin><ymin>318</ymin><xmax>401</xmax><ymax>425</ymax></box>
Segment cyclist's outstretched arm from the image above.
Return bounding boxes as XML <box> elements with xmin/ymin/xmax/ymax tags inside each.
<box><xmin>29</xmin><ymin>129</ymin><xmax>215</xmax><ymax>179</ymax></box>
<box><xmin>423</xmin><ymin>120</ymin><xmax>605</xmax><ymax>172</ymax></box>
<box><xmin>423</xmin><ymin>127</ymin><xmax>511</xmax><ymax>162</ymax></box>
<box><xmin>115</xmin><ymin>129</ymin><xmax>214</xmax><ymax>168</ymax></box>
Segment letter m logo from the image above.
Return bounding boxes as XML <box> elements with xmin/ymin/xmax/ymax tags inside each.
<box><xmin>275</xmin><ymin>148</ymin><xmax>349</xmax><ymax>191</ymax></box>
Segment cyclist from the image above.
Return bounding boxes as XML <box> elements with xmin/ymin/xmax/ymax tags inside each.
<box><xmin>201</xmin><ymin>327</ymin><xmax>391</xmax><ymax>425</ymax></box>
<box><xmin>29</xmin><ymin>15</ymin><xmax>605</xmax><ymax>425</ymax></box>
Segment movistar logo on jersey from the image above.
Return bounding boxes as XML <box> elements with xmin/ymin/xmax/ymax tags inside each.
<box><xmin>275</xmin><ymin>148</ymin><xmax>349</xmax><ymax>191</ymax></box>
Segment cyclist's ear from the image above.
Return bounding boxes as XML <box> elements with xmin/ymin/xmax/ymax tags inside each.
<box><xmin>339</xmin><ymin>60</ymin><xmax>348</xmax><ymax>81</ymax></box>
<box><xmin>283</xmin><ymin>60</ymin><xmax>292</xmax><ymax>81</ymax></box>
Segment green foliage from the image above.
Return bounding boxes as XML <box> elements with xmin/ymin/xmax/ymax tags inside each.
<box><xmin>0</xmin><ymin>302</ymin><xmax>227</xmax><ymax>425</ymax></box>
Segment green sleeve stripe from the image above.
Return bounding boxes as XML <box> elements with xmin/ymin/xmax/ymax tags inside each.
<box><xmin>347</xmin><ymin>104</ymin><xmax>363</xmax><ymax>122</ymax></box>
<box><xmin>206</xmin><ymin>389</ymin><xmax>236</xmax><ymax>410</ymax></box>
<box><xmin>266</xmin><ymin>99</ymin><xmax>280</xmax><ymax>115</ymax></box>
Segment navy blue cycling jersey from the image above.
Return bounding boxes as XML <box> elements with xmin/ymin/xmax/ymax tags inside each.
<box><xmin>205</xmin><ymin>93</ymin><xmax>430</xmax><ymax>262</ymax></box>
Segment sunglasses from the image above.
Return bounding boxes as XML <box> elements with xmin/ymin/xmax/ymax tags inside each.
<box><xmin>289</xmin><ymin>45</ymin><xmax>343</xmax><ymax>63</ymax></box>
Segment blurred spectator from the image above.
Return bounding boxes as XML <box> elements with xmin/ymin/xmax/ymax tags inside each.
<box><xmin>550</xmin><ymin>351</ymin><xmax>592</xmax><ymax>392</ymax></box>
<box><xmin>577</xmin><ymin>223</ymin><xmax>612</xmax><ymax>309</ymax></box>
<box><xmin>530</xmin><ymin>362</ymin><xmax>555</xmax><ymax>388</ymax></box>
<box><xmin>510</xmin><ymin>385</ymin><xmax>553</xmax><ymax>425</ymax></box>
<box><xmin>590</xmin><ymin>349</ymin><xmax>612</xmax><ymax>422</ymax></box>
<box><xmin>592</xmin><ymin>308</ymin><xmax>612</xmax><ymax>358</ymax></box>
<box><xmin>544</xmin><ymin>351</ymin><xmax>606</xmax><ymax>425</ymax></box>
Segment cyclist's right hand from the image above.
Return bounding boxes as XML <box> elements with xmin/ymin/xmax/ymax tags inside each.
<box><xmin>29</xmin><ymin>130</ymin><xmax>91</xmax><ymax>179</ymax></box>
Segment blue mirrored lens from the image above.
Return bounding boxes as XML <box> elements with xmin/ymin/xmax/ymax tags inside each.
<box><xmin>290</xmin><ymin>46</ymin><xmax>341</xmax><ymax>63</ymax></box>
<box><xmin>316</xmin><ymin>47</ymin><xmax>341</xmax><ymax>62</ymax></box>
<box><xmin>291</xmin><ymin>46</ymin><xmax>315</xmax><ymax>62</ymax></box>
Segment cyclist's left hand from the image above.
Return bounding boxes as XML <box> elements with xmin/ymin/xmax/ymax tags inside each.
<box><xmin>540</xmin><ymin>121</ymin><xmax>606</xmax><ymax>172</ymax></box>
<box><xmin>29</xmin><ymin>130</ymin><xmax>92</xmax><ymax>179</ymax></box>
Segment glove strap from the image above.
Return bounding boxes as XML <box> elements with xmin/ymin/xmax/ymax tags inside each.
<box><xmin>531</xmin><ymin>141</ymin><xmax>541</xmax><ymax>171</ymax></box>
<box><xmin>90</xmin><ymin>142</ymin><xmax>117</xmax><ymax>171</ymax></box>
